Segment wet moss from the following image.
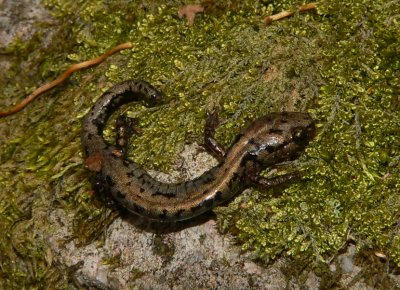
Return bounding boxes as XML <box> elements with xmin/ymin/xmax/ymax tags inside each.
<box><xmin>0</xmin><ymin>0</ymin><xmax>399</xmax><ymax>287</ymax></box>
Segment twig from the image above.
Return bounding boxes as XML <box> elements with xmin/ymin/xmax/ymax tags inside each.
<box><xmin>264</xmin><ymin>3</ymin><xmax>317</xmax><ymax>25</ymax></box>
<box><xmin>0</xmin><ymin>42</ymin><xmax>133</xmax><ymax>117</ymax></box>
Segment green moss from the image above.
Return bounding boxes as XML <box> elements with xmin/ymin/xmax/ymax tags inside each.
<box><xmin>130</xmin><ymin>266</ymin><xmax>145</xmax><ymax>281</ymax></box>
<box><xmin>152</xmin><ymin>234</ymin><xmax>175</xmax><ymax>266</ymax></box>
<box><xmin>217</xmin><ymin>0</ymin><xmax>400</xmax><ymax>274</ymax></box>
<box><xmin>0</xmin><ymin>0</ymin><xmax>399</xmax><ymax>287</ymax></box>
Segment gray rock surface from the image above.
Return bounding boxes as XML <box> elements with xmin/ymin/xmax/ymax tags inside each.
<box><xmin>0</xmin><ymin>0</ymin><xmax>49</xmax><ymax>48</ymax></box>
<box><xmin>0</xmin><ymin>0</ymin><xmax>51</xmax><ymax>79</ymax></box>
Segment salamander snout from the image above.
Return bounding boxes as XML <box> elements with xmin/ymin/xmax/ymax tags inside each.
<box><xmin>245</xmin><ymin>112</ymin><xmax>315</xmax><ymax>165</ymax></box>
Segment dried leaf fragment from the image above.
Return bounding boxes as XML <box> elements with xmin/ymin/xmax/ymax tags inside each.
<box><xmin>178</xmin><ymin>4</ymin><xmax>204</xmax><ymax>26</ymax></box>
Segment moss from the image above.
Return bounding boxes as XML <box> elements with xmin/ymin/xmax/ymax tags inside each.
<box><xmin>130</xmin><ymin>267</ymin><xmax>145</xmax><ymax>281</ymax></box>
<box><xmin>217</xmin><ymin>0</ymin><xmax>400</xmax><ymax>275</ymax></box>
<box><xmin>152</xmin><ymin>235</ymin><xmax>175</xmax><ymax>266</ymax></box>
<box><xmin>102</xmin><ymin>252</ymin><xmax>122</xmax><ymax>269</ymax></box>
<box><xmin>0</xmin><ymin>0</ymin><xmax>399</xmax><ymax>287</ymax></box>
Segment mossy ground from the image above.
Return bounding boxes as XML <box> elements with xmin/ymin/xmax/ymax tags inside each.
<box><xmin>0</xmin><ymin>0</ymin><xmax>399</xmax><ymax>288</ymax></box>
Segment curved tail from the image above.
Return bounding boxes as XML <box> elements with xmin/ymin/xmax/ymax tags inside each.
<box><xmin>81</xmin><ymin>80</ymin><xmax>163</xmax><ymax>157</ymax></box>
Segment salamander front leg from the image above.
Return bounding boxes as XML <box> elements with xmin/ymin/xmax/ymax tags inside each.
<box><xmin>204</xmin><ymin>110</ymin><xmax>226</xmax><ymax>162</ymax></box>
<box><xmin>115</xmin><ymin>115</ymin><xmax>142</xmax><ymax>157</ymax></box>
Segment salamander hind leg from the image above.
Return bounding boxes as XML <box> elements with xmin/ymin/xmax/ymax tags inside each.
<box><xmin>204</xmin><ymin>110</ymin><xmax>226</xmax><ymax>161</ymax></box>
<box><xmin>115</xmin><ymin>115</ymin><xmax>142</xmax><ymax>157</ymax></box>
<box><xmin>91</xmin><ymin>173</ymin><xmax>116</xmax><ymax>207</ymax></box>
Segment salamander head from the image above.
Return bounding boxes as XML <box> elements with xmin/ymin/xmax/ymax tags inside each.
<box><xmin>145</xmin><ymin>85</ymin><xmax>163</xmax><ymax>104</ymax></box>
<box><xmin>245</xmin><ymin>112</ymin><xmax>315</xmax><ymax>165</ymax></box>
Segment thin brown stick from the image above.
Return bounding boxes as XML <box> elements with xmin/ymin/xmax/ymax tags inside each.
<box><xmin>0</xmin><ymin>42</ymin><xmax>133</xmax><ymax>117</ymax></box>
<box><xmin>264</xmin><ymin>3</ymin><xmax>316</xmax><ymax>25</ymax></box>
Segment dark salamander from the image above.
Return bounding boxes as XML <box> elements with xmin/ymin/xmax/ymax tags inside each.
<box><xmin>82</xmin><ymin>80</ymin><xmax>315</xmax><ymax>221</ymax></box>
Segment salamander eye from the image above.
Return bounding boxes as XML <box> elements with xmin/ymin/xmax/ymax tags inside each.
<box><xmin>150</xmin><ymin>91</ymin><xmax>162</xmax><ymax>103</ymax></box>
<box><xmin>292</xmin><ymin>127</ymin><xmax>307</xmax><ymax>144</ymax></box>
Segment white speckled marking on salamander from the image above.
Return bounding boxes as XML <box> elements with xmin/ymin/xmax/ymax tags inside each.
<box><xmin>82</xmin><ymin>80</ymin><xmax>315</xmax><ymax>221</ymax></box>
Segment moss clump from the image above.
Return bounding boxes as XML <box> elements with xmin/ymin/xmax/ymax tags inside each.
<box><xmin>152</xmin><ymin>235</ymin><xmax>176</xmax><ymax>266</ymax></box>
<box><xmin>0</xmin><ymin>0</ymin><xmax>399</xmax><ymax>287</ymax></box>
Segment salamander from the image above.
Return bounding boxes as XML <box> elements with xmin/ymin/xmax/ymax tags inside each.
<box><xmin>82</xmin><ymin>80</ymin><xmax>315</xmax><ymax>222</ymax></box>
